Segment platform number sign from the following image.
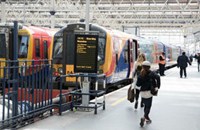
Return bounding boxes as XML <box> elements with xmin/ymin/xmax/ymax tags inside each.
<box><xmin>74</xmin><ymin>34</ymin><xmax>98</xmax><ymax>73</ymax></box>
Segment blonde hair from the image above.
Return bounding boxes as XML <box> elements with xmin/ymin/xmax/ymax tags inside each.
<box><xmin>136</xmin><ymin>53</ymin><xmax>146</xmax><ymax>65</ymax></box>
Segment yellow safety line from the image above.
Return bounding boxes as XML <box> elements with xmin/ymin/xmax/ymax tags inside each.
<box><xmin>111</xmin><ymin>96</ymin><xmax>127</xmax><ymax>106</ymax></box>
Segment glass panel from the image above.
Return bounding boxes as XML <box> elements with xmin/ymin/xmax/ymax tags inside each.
<box><xmin>43</xmin><ymin>40</ymin><xmax>48</xmax><ymax>59</ymax></box>
<box><xmin>35</xmin><ymin>39</ymin><xmax>40</xmax><ymax>57</ymax></box>
<box><xmin>18</xmin><ymin>35</ymin><xmax>29</xmax><ymax>58</ymax></box>
<box><xmin>98</xmin><ymin>37</ymin><xmax>106</xmax><ymax>64</ymax></box>
<box><xmin>53</xmin><ymin>37</ymin><xmax>63</xmax><ymax>58</ymax></box>
<box><xmin>0</xmin><ymin>34</ymin><xmax>6</xmax><ymax>58</ymax></box>
<box><xmin>124</xmin><ymin>42</ymin><xmax>128</xmax><ymax>63</ymax></box>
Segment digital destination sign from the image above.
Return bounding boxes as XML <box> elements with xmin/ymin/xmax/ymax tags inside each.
<box><xmin>74</xmin><ymin>34</ymin><xmax>98</xmax><ymax>73</ymax></box>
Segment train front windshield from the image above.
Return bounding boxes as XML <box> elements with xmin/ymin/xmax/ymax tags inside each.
<box><xmin>53</xmin><ymin>37</ymin><xmax>63</xmax><ymax>58</ymax></box>
<box><xmin>0</xmin><ymin>34</ymin><xmax>6</xmax><ymax>58</ymax></box>
<box><xmin>53</xmin><ymin>36</ymin><xmax>105</xmax><ymax>61</ymax></box>
<box><xmin>18</xmin><ymin>35</ymin><xmax>29</xmax><ymax>58</ymax></box>
<box><xmin>98</xmin><ymin>37</ymin><xmax>106</xmax><ymax>64</ymax></box>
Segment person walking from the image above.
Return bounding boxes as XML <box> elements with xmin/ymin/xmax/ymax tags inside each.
<box><xmin>177</xmin><ymin>52</ymin><xmax>191</xmax><ymax>78</ymax></box>
<box><xmin>194</xmin><ymin>53</ymin><xmax>200</xmax><ymax>72</ymax></box>
<box><xmin>189</xmin><ymin>54</ymin><xmax>193</xmax><ymax>65</ymax></box>
<box><xmin>133</xmin><ymin>53</ymin><xmax>146</xmax><ymax>109</ymax></box>
<box><xmin>158</xmin><ymin>52</ymin><xmax>166</xmax><ymax>76</ymax></box>
<box><xmin>136</xmin><ymin>61</ymin><xmax>160</xmax><ymax>127</ymax></box>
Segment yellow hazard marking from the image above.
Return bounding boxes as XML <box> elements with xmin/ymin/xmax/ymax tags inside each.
<box><xmin>111</xmin><ymin>96</ymin><xmax>127</xmax><ymax>106</ymax></box>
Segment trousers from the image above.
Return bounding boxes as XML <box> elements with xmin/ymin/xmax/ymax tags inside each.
<box><xmin>180</xmin><ymin>67</ymin><xmax>187</xmax><ymax>77</ymax></box>
<box><xmin>142</xmin><ymin>97</ymin><xmax>152</xmax><ymax>119</ymax></box>
<box><xmin>159</xmin><ymin>63</ymin><xmax>165</xmax><ymax>75</ymax></box>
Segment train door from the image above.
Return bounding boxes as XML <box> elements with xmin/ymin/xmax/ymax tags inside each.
<box><xmin>41</xmin><ymin>37</ymin><xmax>49</xmax><ymax>66</ymax></box>
<box><xmin>0</xmin><ymin>33</ymin><xmax>6</xmax><ymax>78</ymax></box>
<box><xmin>63</xmin><ymin>31</ymin><xmax>76</xmax><ymax>85</ymax></box>
<box><xmin>33</xmin><ymin>37</ymin><xmax>41</xmax><ymax>60</ymax></box>
<box><xmin>132</xmin><ymin>39</ymin><xmax>138</xmax><ymax>64</ymax></box>
<box><xmin>43</xmin><ymin>40</ymin><xmax>48</xmax><ymax>59</ymax></box>
<box><xmin>127</xmin><ymin>39</ymin><xmax>138</xmax><ymax>78</ymax></box>
<box><xmin>126</xmin><ymin>40</ymin><xmax>132</xmax><ymax>78</ymax></box>
<box><xmin>41</xmin><ymin>37</ymin><xmax>49</xmax><ymax>60</ymax></box>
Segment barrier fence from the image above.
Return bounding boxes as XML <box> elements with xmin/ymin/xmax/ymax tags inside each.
<box><xmin>0</xmin><ymin>59</ymin><xmax>107</xmax><ymax>129</ymax></box>
<box><xmin>0</xmin><ymin>59</ymin><xmax>53</xmax><ymax>129</ymax></box>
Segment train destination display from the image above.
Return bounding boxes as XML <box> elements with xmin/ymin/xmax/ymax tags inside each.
<box><xmin>74</xmin><ymin>34</ymin><xmax>98</xmax><ymax>73</ymax></box>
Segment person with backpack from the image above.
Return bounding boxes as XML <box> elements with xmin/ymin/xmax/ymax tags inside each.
<box><xmin>133</xmin><ymin>53</ymin><xmax>146</xmax><ymax>109</ymax></box>
<box><xmin>136</xmin><ymin>61</ymin><xmax>161</xmax><ymax>127</ymax></box>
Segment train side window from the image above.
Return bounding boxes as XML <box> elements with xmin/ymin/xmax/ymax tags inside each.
<box><xmin>18</xmin><ymin>35</ymin><xmax>29</xmax><ymax>58</ymax></box>
<box><xmin>124</xmin><ymin>44</ymin><xmax>128</xmax><ymax>63</ymax></box>
<box><xmin>43</xmin><ymin>40</ymin><xmax>48</xmax><ymax>59</ymax></box>
<box><xmin>35</xmin><ymin>39</ymin><xmax>40</xmax><ymax>57</ymax></box>
<box><xmin>129</xmin><ymin>40</ymin><xmax>133</xmax><ymax>63</ymax></box>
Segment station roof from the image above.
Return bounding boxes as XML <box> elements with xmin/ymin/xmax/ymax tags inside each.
<box><xmin>1</xmin><ymin>0</ymin><xmax>199</xmax><ymax>28</ymax></box>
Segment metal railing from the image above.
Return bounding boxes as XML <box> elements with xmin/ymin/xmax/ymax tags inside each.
<box><xmin>58</xmin><ymin>73</ymin><xmax>106</xmax><ymax>115</ymax></box>
<box><xmin>0</xmin><ymin>59</ymin><xmax>54</xmax><ymax>129</ymax></box>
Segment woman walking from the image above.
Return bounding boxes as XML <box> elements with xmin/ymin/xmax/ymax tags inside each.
<box><xmin>136</xmin><ymin>61</ymin><xmax>160</xmax><ymax>127</ymax></box>
<box><xmin>133</xmin><ymin>53</ymin><xmax>146</xmax><ymax>109</ymax></box>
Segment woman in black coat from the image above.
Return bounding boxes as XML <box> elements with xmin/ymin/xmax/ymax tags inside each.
<box><xmin>136</xmin><ymin>61</ymin><xmax>160</xmax><ymax>127</ymax></box>
<box><xmin>177</xmin><ymin>52</ymin><xmax>191</xmax><ymax>78</ymax></box>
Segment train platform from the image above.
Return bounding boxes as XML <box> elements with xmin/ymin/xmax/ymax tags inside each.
<box><xmin>19</xmin><ymin>62</ymin><xmax>200</xmax><ymax>130</ymax></box>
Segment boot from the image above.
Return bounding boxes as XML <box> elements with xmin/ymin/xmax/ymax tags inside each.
<box><xmin>140</xmin><ymin>117</ymin><xmax>145</xmax><ymax>127</ymax></box>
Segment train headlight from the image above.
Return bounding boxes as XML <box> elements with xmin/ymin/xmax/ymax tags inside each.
<box><xmin>58</xmin><ymin>67</ymin><xmax>63</xmax><ymax>74</ymax></box>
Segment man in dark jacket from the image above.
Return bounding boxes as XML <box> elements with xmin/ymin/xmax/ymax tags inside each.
<box><xmin>194</xmin><ymin>53</ymin><xmax>200</xmax><ymax>72</ymax></box>
<box><xmin>177</xmin><ymin>52</ymin><xmax>191</xmax><ymax>78</ymax></box>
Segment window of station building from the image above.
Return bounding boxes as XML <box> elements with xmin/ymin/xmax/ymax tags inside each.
<box><xmin>18</xmin><ymin>35</ymin><xmax>29</xmax><ymax>58</ymax></box>
<box><xmin>0</xmin><ymin>34</ymin><xmax>6</xmax><ymax>58</ymax></box>
<box><xmin>43</xmin><ymin>40</ymin><xmax>48</xmax><ymax>59</ymax></box>
<box><xmin>35</xmin><ymin>39</ymin><xmax>40</xmax><ymax>57</ymax></box>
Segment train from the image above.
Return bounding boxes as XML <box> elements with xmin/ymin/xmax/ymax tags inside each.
<box><xmin>52</xmin><ymin>23</ymin><xmax>183</xmax><ymax>92</ymax></box>
<box><xmin>137</xmin><ymin>38</ymin><xmax>182</xmax><ymax>70</ymax></box>
<box><xmin>0</xmin><ymin>23</ymin><xmax>184</xmax><ymax>93</ymax></box>
<box><xmin>0</xmin><ymin>24</ymin><xmax>57</xmax><ymax>77</ymax></box>
<box><xmin>0</xmin><ymin>24</ymin><xmax>64</xmax><ymax>104</ymax></box>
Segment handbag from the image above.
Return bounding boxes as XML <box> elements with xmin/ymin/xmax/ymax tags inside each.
<box><xmin>127</xmin><ymin>86</ymin><xmax>135</xmax><ymax>103</ymax></box>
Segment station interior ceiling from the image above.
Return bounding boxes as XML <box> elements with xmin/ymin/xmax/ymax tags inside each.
<box><xmin>1</xmin><ymin>0</ymin><xmax>200</xmax><ymax>53</ymax></box>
